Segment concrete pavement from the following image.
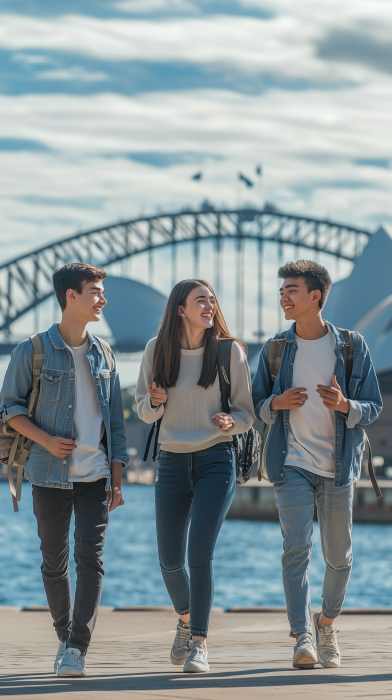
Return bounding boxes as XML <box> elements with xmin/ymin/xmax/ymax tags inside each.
<box><xmin>0</xmin><ymin>607</ymin><xmax>391</xmax><ymax>699</ymax></box>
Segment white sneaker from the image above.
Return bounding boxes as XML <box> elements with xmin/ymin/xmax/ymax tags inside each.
<box><xmin>183</xmin><ymin>641</ymin><xmax>210</xmax><ymax>673</ymax></box>
<box><xmin>313</xmin><ymin>612</ymin><xmax>340</xmax><ymax>668</ymax></box>
<box><xmin>170</xmin><ymin>620</ymin><xmax>191</xmax><ymax>665</ymax></box>
<box><xmin>54</xmin><ymin>641</ymin><xmax>67</xmax><ymax>673</ymax></box>
<box><xmin>56</xmin><ymin>647</ymin><xmax>86</xmax><ymax>677</ymax></box>
<box><xmin>293</xmin><ymin>632</ymin><xmax>318</xmax><ymax>669</ymax></box>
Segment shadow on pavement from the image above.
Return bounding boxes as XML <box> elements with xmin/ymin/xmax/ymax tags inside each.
<box><xmin>1</xmin><ymin>668</ymin><xmax>392</xmax><ymax>694</ymax></box>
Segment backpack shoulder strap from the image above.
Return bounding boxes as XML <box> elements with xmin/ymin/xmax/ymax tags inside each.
<box><xmin>9</xmin><ymin>334</ymin><xmax>45</xmax><ymax>512</ymax></box>
<box><xmin>28</xmin><ymin>334</ymin><xmax>45</xmax><ymax>414</ymax></box>
<box><xmin>337</xmin><ymin>328</ymin><xmax>354</xmax><ymax>389</ymax></box>
<box><xmin>95</xmin><ymin>336</ymin><xmax>115</xmax><ymax>373</ymax></box>
<box><xmin>217</xmin><ymin>339</ymin><xmax>233</xmax><ymax>414</ymax></box>
<box><xmin>268</xmin><ymin>335</ymin><xmax>287</xmax><ymax>383</ymax></box>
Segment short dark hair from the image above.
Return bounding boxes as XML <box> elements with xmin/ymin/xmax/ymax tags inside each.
<box><xmin>278</xmin><ymin>260</ymin><xmax>332</xmax><ymax>309</ymax></box>
<box><xmin>52</xmin><ymin>263</ymin><xmax>106</xmax><ymax>311</ymax></box>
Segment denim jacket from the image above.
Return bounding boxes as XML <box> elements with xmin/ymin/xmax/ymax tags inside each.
<box><xmin>252</xmin><ymin>321</ymin><xmax>382</xmax><ymax>487</ymax></box>
<box><xmin>0</xmin><ymin>323</ymin><xmax>128</xmax><ymax>488</ymax></box>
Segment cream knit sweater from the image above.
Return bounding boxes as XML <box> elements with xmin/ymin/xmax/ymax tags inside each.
<box><xmin>136</xmin><ymin>338</ymin><xmax>255</xmax><ymax>453</ymax></box>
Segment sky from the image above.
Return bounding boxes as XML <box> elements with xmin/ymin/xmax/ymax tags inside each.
<box><xmin>0</xmin><ymin>0</ymin><xmax>391</xmax><ymax>343</ymax></box>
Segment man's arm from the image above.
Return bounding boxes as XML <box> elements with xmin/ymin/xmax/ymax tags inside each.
<box><xmin>7</xmin><ymin>415</ymin><xmax>77</xmax><ymax>457</ymax></box>
<box><xmin>252</xmin><ymin>340</ymin><xmax>278</xmax><ymax>424</ymax></box>
<box><xmin>108</xmin><ymin>367</ymin><xmax>129</xmax><ymax>468</ymax></box>
<box><xmin>316</xmin><ymin>335</ymin><xmax>382</xmax><ymax>427</ymax></box>
<box><xmin>1</xmin><ymin>341</ymin><xmax>76</xmax><ymax>457</ymax></box>
<box><xmin>252</xmin><ymin>340</ymin><xmax>308</xmax><ymax>421</ymax></box>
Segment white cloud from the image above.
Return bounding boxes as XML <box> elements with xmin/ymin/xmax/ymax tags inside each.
<box><xmin>38</xmin><ymin>67</ymin><xmax>108</xmax><ymax>81</ymax></box>
<box><xmin>114</xmin><ymin>0</ymin><xmax>198</xmax><ymax>13</ymax></box>
<box><xmin>0</xmin><ymin>11</ymin><xmax>390</xmax><ymax>84</ymax></box>
<box><xmin>13</xmin><ymin>53</ymin><xmax>51</xmax><ymax>65</ymax></box>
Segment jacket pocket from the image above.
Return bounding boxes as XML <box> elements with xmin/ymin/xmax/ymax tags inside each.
<box><xmin>39</xmin><ymin>371</ymin><xmax>63</xmax><ymax>404</ymax></box>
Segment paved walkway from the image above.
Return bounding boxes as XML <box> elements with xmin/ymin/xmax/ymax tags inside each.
<box><xmin>1</xmin><ymin>608</ymin><xmax>391</xmax><ymax>699</ymax></box>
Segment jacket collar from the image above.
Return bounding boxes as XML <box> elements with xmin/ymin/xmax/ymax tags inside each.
<box><xmin>47</xmin><ymin>323</ymin><xmax>102</xmax><ymax>354</ymax></box>
<box><xmin>285</xmin><ymin>320</ymin><xmax>345</xmax><ymax>349</ymax></box>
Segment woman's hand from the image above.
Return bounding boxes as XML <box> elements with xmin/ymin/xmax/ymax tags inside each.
<box><xmin>212</xmin><ymin>412</ymin><xmax>235</xmax><ymax>431</ymax></box>
<box><xmin>148</xmin><ymin>382</ymin><xmax>168</xmax><ymax>408</ymax></box>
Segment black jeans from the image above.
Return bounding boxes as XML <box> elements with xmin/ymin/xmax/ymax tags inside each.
<box><xmin>32</xmin><ymin>478</ymin><xmax>109</xmax><ymax>653</ymax></box>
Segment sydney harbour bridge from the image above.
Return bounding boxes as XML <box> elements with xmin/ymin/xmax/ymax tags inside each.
<box><xmin>0</xmin><ymin>205</ymin><xmax>372</xmax><ymax>354</ymax></box>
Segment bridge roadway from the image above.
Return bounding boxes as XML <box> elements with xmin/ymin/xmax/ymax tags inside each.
<box><xmin>1</xmin><ymin>607</ymin><xmax>391</xmax><ymax>699</ymax></box>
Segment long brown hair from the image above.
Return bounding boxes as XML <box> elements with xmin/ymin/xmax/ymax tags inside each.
<box><xmin>153</xmin><ymin>279</ymin><xmax>245</xmax><ymax>389</ymax></box>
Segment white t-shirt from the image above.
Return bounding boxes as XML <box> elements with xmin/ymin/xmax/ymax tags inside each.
<box><xmin>67</xmin><ymin>340</ymin><xmax>110</xmax><ymax>482</ymax></box>
<box><xmin>285</xmin><ymin>331</ymin><xmax>336</xmax><ymax>478</ymax></box>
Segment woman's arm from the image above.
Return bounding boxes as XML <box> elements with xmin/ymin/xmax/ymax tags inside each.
<box><xmin>217</xmin><ymin>342</ymin><xmax>255</xmax><ymax>435</ymax></box>
<box><xmin>136</xmin><ymin>339</ymin><xmax>166</xmax><ymax>424</ymax></box>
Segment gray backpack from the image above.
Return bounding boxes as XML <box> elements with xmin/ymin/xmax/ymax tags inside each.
<box><xmin>0</xmin><ymin>335</ymin><xmax>44</xmax><ymax>511</ymax></box>
<box><xmin>258</xmin><ymin>328</ymin><xmax>382</xmax><ymax>498</ymax></box>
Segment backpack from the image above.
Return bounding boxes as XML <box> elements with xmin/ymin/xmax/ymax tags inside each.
<box><xmin>143</xmin><ymin>340</ymin><xmax>261</xmax><ymax>486</ymax></box>
<box><xmin>258</xmin><ymin>328</ymin><xmax>382</xmax><ymax>499</ymax></box>
<box><xmin>0</xmin><ymin>334</ymin><xmax>44</xmax><ymax>512</ymax></box>
<box><xmin>217</xmin><ymin>339</ymin><xmax>261</xmax><ymax>484</ymax></box>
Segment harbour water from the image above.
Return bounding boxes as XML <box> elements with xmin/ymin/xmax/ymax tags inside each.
<box><xmin>0</xmin><ymin>483</ymin><xmax>391</xmax><ymax>610</ymax></box>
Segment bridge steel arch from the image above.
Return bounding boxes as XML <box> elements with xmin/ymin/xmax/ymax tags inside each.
<box><xmin>0</xmin><ymin>207</ymin><xmax>372</xmax><ymax>339</ymax></box>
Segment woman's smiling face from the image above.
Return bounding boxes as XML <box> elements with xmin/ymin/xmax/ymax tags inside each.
<box><xmin>179</xmin><ymin>284</ymin><xmax>216</xmax><ymax>331</ymax></box>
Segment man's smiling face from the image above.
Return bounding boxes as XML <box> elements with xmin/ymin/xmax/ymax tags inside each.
<box><xmin>279</xmin><ymin>276</ymin><xmax>321</xmax><ymax>321</ymax></box>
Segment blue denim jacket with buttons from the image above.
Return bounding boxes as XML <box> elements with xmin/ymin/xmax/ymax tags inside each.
<box><xmin>0</xmin><ymin>323</ymin><xmax>128</xmax><ymax>488</ymax></box>
<box><xmin>252</xmin><ymin>321</ymin><xmax>382</xmax><ymax>487</ymax></box>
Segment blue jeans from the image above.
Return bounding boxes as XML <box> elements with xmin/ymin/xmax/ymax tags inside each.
<box><xmin>155</xmin><ymin>442</ymin><xmax>236</xmax><ymax>638</ymax></box>
<box><xmin>274</xmin><ymin>465</ymin><xmax>353</xmax><ymax>636</ymax></box>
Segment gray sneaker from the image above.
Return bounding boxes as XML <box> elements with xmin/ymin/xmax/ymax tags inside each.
<box><xmin>54</xmin><ymin>641</ymin><xmax>67</xmax><ymax>673</ymax></box>
<box><xmin>313</xmin><ymin>612</ymin><xmax>340</xmax><ymax>668</ymax></box>
<box><xmin>56</xmin><ymin>647</ymin><xmax>86</xmax><ymax>677</ymax></box>
<box><xmin>293</xmin><ymin>632</ymin><xmax>318</xmax><ymax>669</ymax></box>
<box><xmin>170</xmin><ymin>620</ymin><xmax>191</xmax><ymax>666</ymax></box>
<box><xmin>183</xmin><ymin>641</ymin><xmax>210</xmax><ymax>673</ymax></box>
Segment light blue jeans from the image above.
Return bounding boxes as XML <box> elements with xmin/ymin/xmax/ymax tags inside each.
<box><xmin>274</xmin><ymin>465</ymin><xmax>353</xmax><ymax>636</ymax></box>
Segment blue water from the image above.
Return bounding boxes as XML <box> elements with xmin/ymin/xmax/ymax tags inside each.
<box><xmin>0</xmin><ymin>483</ymin><xmax>391</xmax><ymax>609</ymax></box>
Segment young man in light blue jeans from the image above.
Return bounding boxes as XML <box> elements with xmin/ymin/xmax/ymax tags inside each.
<box><xmin>252</xmin><ymin>260</ymin><xmax>382</xmax><ymax>669</ymax></box>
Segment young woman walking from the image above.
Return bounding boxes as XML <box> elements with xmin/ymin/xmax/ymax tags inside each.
<box><xmin>136</xmin><ymin>279</ymin><xmax>254</xmax><ymax>673</ymax></box>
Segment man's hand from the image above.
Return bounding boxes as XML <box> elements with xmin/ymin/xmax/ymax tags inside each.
<box><xmin>44</xmin><ymin>434</ymin><xmax>77</xmax><ymax>458</ymax></box>
<box><xmin>270</xmin><ymin>387</ymin><xmax>308</xmax><ymax>411</ymax></box>
<box><xmin>109</xmin><ymin>485</ymin><xmax>123</xmax><ymax>512</ymax></box>
<box><xmin>316</xmin><ymin>375</ymin><xmax>349</xmax><ymax>413</ymax></box>
<box><xmin>109</xmin><ymin>462</ymin><xmax>123</xmax><ymax>512</ymax></box>
<box><xmin>148</xmin><ymin>382</ymin><xmax>168</xmax><ymax>408</ymax></box>
<box><xmin>212</xmin><ymin>412</ymin><xmax>235</xmax><ymax>431</ymax></box>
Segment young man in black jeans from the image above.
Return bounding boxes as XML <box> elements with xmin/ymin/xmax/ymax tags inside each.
<box><xmin>0</xmin><ymin>263</ymin><xmax>128</xmax><ymax>677</ymax></box>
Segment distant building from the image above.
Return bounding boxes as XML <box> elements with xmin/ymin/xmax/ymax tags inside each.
<box><xmin>103</xmin><ymin>275</ymin><xmax>167</xmax><ymax>352</ymax></box>
<box><xmin>325</xmin><ymin>226</ymin><xmax>392</xmax><ymax>474</ymax></box>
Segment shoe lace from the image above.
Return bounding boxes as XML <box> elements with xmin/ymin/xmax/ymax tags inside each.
<box><xmin>62</xmin><ymin>649</ymin><xmax>82</xmax><ymax>666</ymax></box>
<box><xmin>174</xmin><ymin>624</ymin><xmax>190</xmax><ymax>651</ymax></box>
<box><xmin>191</xmin><ymin>642</ymin><xmax>206</xmax><ymax>660</ymax></box>
<box><xmin>321</xmin><ymin>627</ymin><xmax>339</xmax><ymax>650</ymax></box>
